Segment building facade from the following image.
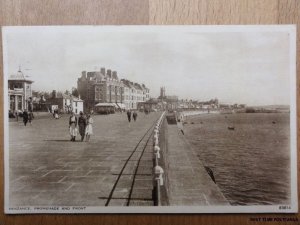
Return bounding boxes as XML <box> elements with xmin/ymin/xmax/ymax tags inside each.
<box><xmin>78</xmin><ymin>67</ymin><xmax>150</xmax><ymax>111</ymax></box>
<box><xmin>45</xmin><ymin>91</ymin><xmax>84</xmax><ymax>114</ymax></box>
<box><xmin>8</xmin><ymin>69</ymin><xmax>33</xmax><ymax>112</ymax></box>
<box><xmin>78</xmin><ymin>68</ymin><xmax>124</xmax><ymax>111</ymax></box>
<box><xmin>120</xmin><ymin>79</ymin><xmax>150</xmax><ymax>110</ymax></box>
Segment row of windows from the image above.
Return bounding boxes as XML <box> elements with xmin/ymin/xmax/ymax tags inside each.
<box><xmin>94</xmin><ymin>86</ymin><xmax>149</xmax><ymax>101</ymax></box>
<box><xmin>9</xmin><ymin>82</ymin><xmax>24</xmax><ymax>90</ymax></box>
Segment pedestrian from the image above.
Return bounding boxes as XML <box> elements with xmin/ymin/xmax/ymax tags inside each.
<box><xmin>28</xmin><ymin>112</ymin><xmax>33</xmax><ymax>125</ymax></box>
<box><xmin>69</xmin><ymin>112</ymin><xmax>78</xmax><ymax>141</ymax></box>
<box><xmin>133</xmin><ymin>111</ymin><xmax>138</xmax><ymax>122</ymax></box>
<box><xmin>15</xmin><ymin>110</ymin><xmax>19</xmax><ymax>122</ymax></box>
<box><xmin>78</xmin><ymin>111</ymin><xmax>87</xmax><ymax>141</ymax></box>
<box><xmin>54</xmin><ymin>110</ymin><xmax>59</xmax><ymax>119</ymax></box>
<box><xmin>85</xmin><ymin>114</ymin><xmax>93</xmax><ymax>142</ymax></box>
<box><xmin>23</xmin><ymin>110</ymin><xmax>28</xmax><ymax>126</ymax></box>
<box><xmin>126</xmin><ymin>110</ymin><xmax>132</xmax><ymax>122</ymax></box>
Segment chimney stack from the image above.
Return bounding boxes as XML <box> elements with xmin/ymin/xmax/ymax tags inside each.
<box><xmin>112</xmin><ymin>71</ymin><xmax>118</xmax><ymax>80</ymax></box>
<box><xmin>81</xmin><ymin>71</ymin><xmax>86</xmax><ymax>79</ymax></box>
<box><xmin>100</xmin><ymin>67</ymin><xmax>105</xmax><ymax>75</ymax></box>
<box><xmin>52</xmin><ymin>90</ymin><xmax>57</xmax><ymax>99</ymax></box>
<box><xmin>107</xmin><ymin>69</ymin><xmax>112</xmax><ymax>78</ymax></box>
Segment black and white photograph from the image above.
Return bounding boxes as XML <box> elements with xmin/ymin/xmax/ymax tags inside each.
<box><xmin>2</xmin><ymin>25</ymin><xmax>297</xmax><ymax>213</ymax></box>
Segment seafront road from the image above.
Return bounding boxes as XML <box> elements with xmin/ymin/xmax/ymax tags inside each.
<box><xmin>8</xmin><ymin>112</ymin><xmax>161</xmax><ymax>207</ymax></box>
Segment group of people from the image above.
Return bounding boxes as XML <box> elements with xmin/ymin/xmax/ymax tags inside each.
<box><xmin>9</xmin><ymin>109</ymin><xmax>34</xmax><ymax>126</ymax></box>
<box><xmin>126</xmin><ymin>110</ymin><xmax>138</xmax><ymax>122</ymax></box>
<box><xmin>69</xmin><ymin>111</ymin><xmax>93</xmax><ymax>142</ymax></box>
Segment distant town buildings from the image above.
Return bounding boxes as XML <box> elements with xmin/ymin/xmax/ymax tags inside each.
<box><xmin>77</xmin><ymin>67</ymin><xmax>150</xmax><ymax>111</ymax></box>
<box><xmin>158</xmin><ymin>87</ymin><xmax>179</xmax><ymax>110</ymax></box>
<box><xmin>156</xmin><ymin>87</ymin><xmax>246</xmax><ymax>111</ymax></box>
<box><xmin>8</xmin><ymin>69</ymin><xmax>33</xmax><ymax>112</ymax></box>
<box><xmin>45</xmin><ymin>90</ymin><xmax>83</xmax><ymax>114</ymax></box>
<box><xmin>7</xmin><ymin>67</ymin><xmax>247</xmax><ymax>116</ymax></box>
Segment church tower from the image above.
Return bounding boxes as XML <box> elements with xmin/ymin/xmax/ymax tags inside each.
<box><xmin>160</xmin><ymin>87</ymin><xmax>166</xmax><ymax>99</ymax></box>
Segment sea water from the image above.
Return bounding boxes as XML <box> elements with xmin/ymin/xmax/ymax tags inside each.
<box><xmin>184</xmin><ymin>113</ymin><xmax>290</xmax><ymax>205</ymax></box>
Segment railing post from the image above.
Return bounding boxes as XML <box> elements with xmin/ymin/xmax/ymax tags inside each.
<box><xmin>153</xmin><ymin>111</ymin><xmax>166</xmax><ymax>206</ymax></box>
<box><xmin>156</xmin><ymin>179</ymin><xmax>161</xmax><ymax>206</ymax></box>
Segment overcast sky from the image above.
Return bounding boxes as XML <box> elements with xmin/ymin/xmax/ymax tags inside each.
<box><xmin>3</xmin><ymin>26</ymin><xmax>294</xmax><ymax>106</ymax></box>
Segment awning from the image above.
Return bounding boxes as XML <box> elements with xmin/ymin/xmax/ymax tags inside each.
<box><xmin>95</xmin><ymin>103</ymin><xmax>116</xmax><ymax>107</ymax></box>
<box><xmin>116</xmin><ymin>103</ymin><xmax>126</xmax><ymax>109</ymax></box>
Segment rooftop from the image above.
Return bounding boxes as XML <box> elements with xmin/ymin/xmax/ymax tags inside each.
<box><xmin>9</xmin><ymin>70</ymin><xmax>33</xmax><ymax>83</ymax></box>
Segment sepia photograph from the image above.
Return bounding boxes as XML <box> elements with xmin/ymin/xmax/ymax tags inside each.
<box><xmin>2</xmin><ymin>25</ymin><xmax>297</xmax><ymax>213</ymax></box>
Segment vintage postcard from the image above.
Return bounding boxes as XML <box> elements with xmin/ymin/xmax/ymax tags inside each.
<box><xmin>2</xmin><ymin>25</ymin><xmax>297</xmax><ymax>213</ymax></box>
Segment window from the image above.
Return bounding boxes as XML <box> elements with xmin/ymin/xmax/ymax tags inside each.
<box><xmin>17</xmin><ymin>96</ymin><xmax>22</xmax><ymax>110</ymax></box>
<box><xmin>10</xmin><ymin>95</ymin><xmax>15</xmax><ymax>110</ymax></box>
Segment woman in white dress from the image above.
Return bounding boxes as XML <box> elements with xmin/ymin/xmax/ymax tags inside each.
<box><xmin>85</xmin><ymin>114</ymin><xmax>93</xmax><ymax>142</ymax></box>
<box><xmin>69</xmin><ymin>112</ymin><xmax>78</xmax><ymax>141</ymax></box>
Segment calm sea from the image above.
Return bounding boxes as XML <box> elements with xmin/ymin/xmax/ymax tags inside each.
<box><xmin>184</xmin><ymin>113</ymin><xmax>291</xmax><ymax>205</ymax></box>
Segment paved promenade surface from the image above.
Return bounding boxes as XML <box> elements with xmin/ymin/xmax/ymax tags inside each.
<box><xmin>9</xmin><ymin>112</ymin><xmax>160</xmax><ymax>206</ymax></box>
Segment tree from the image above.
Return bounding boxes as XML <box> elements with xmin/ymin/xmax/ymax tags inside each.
<box><xmin>72</xmin><ymin>88</ymin><xmax>79</xmax><ymax>97</ymax></box>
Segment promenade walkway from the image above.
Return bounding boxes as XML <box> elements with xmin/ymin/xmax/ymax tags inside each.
<box><xmin>9</xmin><ymin>112</ymin><xmax>160</xmax><ymax>206</ymax></box>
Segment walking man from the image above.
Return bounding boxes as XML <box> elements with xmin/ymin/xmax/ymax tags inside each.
<box><xmin>23</xmin><ymin>110</ymin><xmax>28</xmax><ymax>126</ymax></box>
<box><xmin>126</xmin><ymin>110</ymin><xmax>132</xmax><ymax>122</ymax></box>
<box><xmin>133</xmin><ymin>111</ymin><xmax>138</xmax><ymax>122</ymax></box>
<box><xmin>15</xmin><ymin>110</ymin><xmax>19</xmax><ymax>122</ymax></box>
<box><xmin>78</xmin><ymin>112</ymin><xmax>87</xmax><ymax>141</ymax></box>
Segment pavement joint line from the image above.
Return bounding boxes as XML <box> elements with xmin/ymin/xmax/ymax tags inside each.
<box><xmin>74</xmin><ymin>166</ymin><xmax>81</xmax><ymax>171</ymax></box>
<box><xmin>121</xmin><ymin>159</ymin><xmax>152</xmax><ymax>161</ymax></box>
<box><xmin>10</xmin><ymin>176</ymin><xmax>25</xmax><ymax>183</ymax></box>
<box><xmin>33</xmin><ymin>166</ymin><xmax>46</xmax><ymax>172</ymax></box>
<box><xmin>13</xmin><ymin>184</ymin><xmax>28</xmax><ymax>192</ymax></box>
<box><xmin>55</xmin><ymin>158</ymin><xmax>63</xmax><ymax>163</ymax></box>
<box><xmin>98</xmin><ymin>197</ymin><xmax>153</xmax><ymax>201</ymax></box>
<box><xmin>41</xmin><ymin>170</ymin><xmax>54</xmax><ymax>178</ymax></box>
<box><xmin>32</xmin><ymin>192</ymin><xmax>41</xmax><ymax>199</ymax></box>
<box><xmin>65</xmin><ymin>183</ymin><xmax>75</xmax><ymax>192</ymax></box>
<box><xmin>58</xmin><ymin>176</ymin><xmax>66</xmax><ymax>183</ymax></box>
<box><xmin>203</xmin><ymin>193</ymin><xmax>209</xmax><ymax>205</ymax></box>
<box><xmin>112</xmin><ymin>173</ymin><xmax>152</xmax><ymax>176</ymax></box>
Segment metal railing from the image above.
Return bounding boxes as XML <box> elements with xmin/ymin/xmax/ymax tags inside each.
<box><xmin>153</xmin><ymin>111</ymin><xmax>166</xmax><ymax>206</ymax></box>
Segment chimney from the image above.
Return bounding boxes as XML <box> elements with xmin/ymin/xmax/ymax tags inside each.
<box><xmin>107</xmin><ymin>69</ymin><xmax>112</xmax><ymax>78</ymax></box>
<box><xmin>52</xmin><ymin>90</ymin><xmax>57</xmax><ymax>99</ymax></box>
<box><xmin>112</xmin><ymin>71</ymin><xmax>118</xmax><ymax>79</ymax></box>
<box><xmin>100</xmin><ymin>67</ymin><xmax>105</xmax><ymax>75</ymax></box>
<box><xmin>81</xmin><ymin>71</ymin><xmax>86</xmax><ymax>79</ymax></box>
